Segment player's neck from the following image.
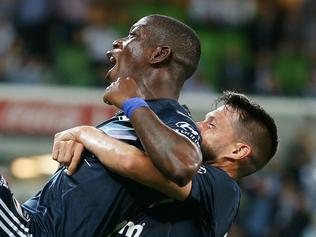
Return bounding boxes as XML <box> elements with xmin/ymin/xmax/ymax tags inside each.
<box><xmin>138</xmin><ymin>71</ymin><xmax>182</xmax><ymax>100</ymax></box>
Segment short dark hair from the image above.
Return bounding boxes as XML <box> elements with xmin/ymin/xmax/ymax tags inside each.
<box><xmin>145</xmin><ymin>15</ymin><xmax>201</xmax><ymax>79</ymax></box>
<box><xmin>216</xmin><ymin>91</ymin><xmax>278</xmax><ymax>177</ymax></box>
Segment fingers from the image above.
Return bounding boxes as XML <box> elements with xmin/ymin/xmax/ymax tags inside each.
<box><xmin>53</xmin><ymin>127</ymin><xmax>81</xmax><ymax>144</ymax></box>
<box><xmin>67</xmin><ymin>143</ymin><xmax>84</xmax><ymax>175</ymax></box>
<box><xmin>52</xmin><ymin>140</ymin><xmax>73</xmax><ymax>165</ymax></box>
<box><xmin>104</xmin><ymin>77</ymin><xmax>140</xmax><ymax>108</ymax></box>
<box><xmin>103</xmin><ymin>82</ymin><xmax>115</xmax><ymax>105</ymax></box>
<box><xmin>52</xmin><ymin>140</ymin><xmax>60</xmax><ymax>161</ymax></box>
<box><xmin>52</xmin><ymin>140</ymin><xmax>84</xmax><ymax>175</ymax></box>
<box><xmin>52</xmin><ymin>140</ymin><xmax>69</xmax><ymax>163</ymax></box>
<box><xmin>62</xmin><ymin>140</ymin><xmax>75</xmax><ymax>165</ymax></box>
<box><xmin>53</xmin><ymin>131</ymin><xmax>66</xmax><ymax>143</ymax></box>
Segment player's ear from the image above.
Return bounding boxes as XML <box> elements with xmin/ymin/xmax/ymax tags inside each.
<box><xmin>231</xmin><ymin>143</ymin><xmax>251</xmax><ymax>160</ymax></box>
<box><xmin>150</xmin><ymin>46</ymin><xmax>171</xmax><ymax>65</ymax></box>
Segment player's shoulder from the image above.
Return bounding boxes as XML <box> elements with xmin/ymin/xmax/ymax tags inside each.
<box><xmin>196</xmin><ymin>165</ymin><xmax>239</xmax><ymax>191</ymax></box>
<box><xmin>146</xmin><ymin>99</ymin><xmax>188</xmax><ymax>114</ymax></box>
<box><xmin>190</xmin><ymin>165</ymin><xmax>240</xmax><ymax>216</ymax></box>
<box><xmin>147</xmin><ymin>99</ymin><xmax>201</xmax><ymax>145</ymax></box>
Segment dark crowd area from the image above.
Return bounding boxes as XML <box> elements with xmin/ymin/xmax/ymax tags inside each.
<box><xmin>234</xmin><ymin>125</ymin><xmax>316</xmax><ymax>237</ymax></box>
<box><xmin>0</xmin><ymin>0</ymin><xmax>316</xmax><ymax>96</ymax></box>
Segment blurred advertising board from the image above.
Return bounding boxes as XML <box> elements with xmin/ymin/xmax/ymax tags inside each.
<box><xmin>0</xmin><ymin>100</ymin><xmax>116</xmax><ymax>135</ymax></box>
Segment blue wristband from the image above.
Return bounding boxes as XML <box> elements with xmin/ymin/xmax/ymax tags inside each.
<box><xmin>122</xmin><ymin>97</ymin><xmax>149</xmax><ymax>118</ymax></box>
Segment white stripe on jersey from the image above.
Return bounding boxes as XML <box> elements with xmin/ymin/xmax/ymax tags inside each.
<box><xmin>106</xmin><ymin>133</ymin><xmax>138</xmax><ymax>141</ymax></box>
<box><xmin>99</xmin><ymin>127</ymin><xmax>138</xmax><ymax>141</ymax></box>
<box><xmin>0</xmin><ymin>209</ymin><xmax>27</xmax><ymax>237</ymax></box>
<box><xmin>0</xmin><ymin>220</ymin><xmax>16</xmax><ymax>237</ymax></box>
<box><xmin>0</xmin><ymin>199</ymin><xmax>29</xmax><ymax>233</ymax></box>
<box><xmin>176</xmin><ymin>110</ymin><xmax>193</xmax><ymax>121</ymax></box>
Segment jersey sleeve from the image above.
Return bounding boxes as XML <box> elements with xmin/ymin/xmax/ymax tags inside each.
<box><xmin>187</xmin><ymin>165</ymin><xmax>240</xmax><ymax>236</ymax></box>
<box><xmin>146</xmin><ymin>100</ymin><xmax>201</xmax><ymax>147</ymax></box>
<box><xmin>98</xmin><ymin>100</ymin><xmax>201</xmax><ymax>148</ymax></box>
<box><xmin>163</xmin><ymin>109</ymin><xmax>201</xmax><ymax>147</ymax></box>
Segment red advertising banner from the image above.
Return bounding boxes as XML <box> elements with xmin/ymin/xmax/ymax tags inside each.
<box><xmin>0</xmin><ymin>100</ymin><xmax>117</xmax><ymax>135</ymax></box>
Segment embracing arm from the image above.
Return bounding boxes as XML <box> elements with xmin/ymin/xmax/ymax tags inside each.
<box><xmin>53</xmin><ymin>126</ymin><xmax>192</xmax><ymax>200</ymax></box>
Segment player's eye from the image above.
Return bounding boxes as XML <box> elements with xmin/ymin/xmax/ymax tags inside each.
<box><xmin>208</xmin><ymin>123</ymin><xmax>216</xmax><ymax>128</ymax></box>
<box><xmin>128</xmin><ymin>32</ymin><xmax>137</xmax><ymax>38</ymax></box>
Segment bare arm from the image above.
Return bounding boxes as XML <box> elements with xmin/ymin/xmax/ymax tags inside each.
<box><xmin>53</xmin><ymin>126</ymin><xmax>192</xmax><ymax>200</ymax></box>
<box><xmin>129</xmin><ymin>107</ymin><xmax>201</xmax><ymax>186</ymax></box>
<box><xmin>104</xmin><ymin>77</ymin><xmax>202</xmax><ymax>186</ymax></box>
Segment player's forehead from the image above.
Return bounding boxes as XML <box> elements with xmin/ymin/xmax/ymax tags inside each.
<box><xmin>205</xmin><ymin>106</ymin><xmax>226</xmax><ymax>119</ymax></box>
<box><xmin>205</xmin><ymin>105</ymin><xmax>237</xmax><ymax>121</ymax></box>
<box><xmin>130</xmin><ymin>17</ymin><xmax>152</xmax><ymax>32</ymax></box>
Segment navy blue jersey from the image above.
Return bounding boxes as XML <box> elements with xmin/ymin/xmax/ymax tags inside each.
<box><xmin>110</xmin><ymin>165</ymin><xmax>240</xmax><ymax>237</ymax></box>
<box><xmin>188</xmin><ymin>165</ymin><xmax>240</xmax><ymax>237</ymax></box>
<box><xmin>21</xmin><ymin>99</ymin><xmax>201</xmax><ymax>237</ymax></box>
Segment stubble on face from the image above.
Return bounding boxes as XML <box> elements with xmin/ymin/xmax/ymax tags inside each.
<box><xmin>200</xmin><ymin>106</ymin><xmax>239</xmax><ymax>164</ymax></box>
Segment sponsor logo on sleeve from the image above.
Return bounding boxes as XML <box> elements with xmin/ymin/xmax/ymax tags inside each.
<box><xmin>175</xmin><ymin>122</ymin><xmax>200</xmax><ymax>145</ymax></box>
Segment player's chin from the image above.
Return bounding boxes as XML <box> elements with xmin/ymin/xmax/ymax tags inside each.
<box><xmin>102</xmin><ymin>93</ymin><xmax>111</xmax><ymax>105</ymax></box>
<box><xmin>105</xmin><ymin>67</ymin><xmax>118</xmax><ymax>83</ymax></box>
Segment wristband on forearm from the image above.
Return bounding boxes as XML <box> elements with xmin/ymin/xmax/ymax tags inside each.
<box><xmin>122</xmin><ymin>97</ymin><xmax>149</xmax><ymax>118</ymax></box>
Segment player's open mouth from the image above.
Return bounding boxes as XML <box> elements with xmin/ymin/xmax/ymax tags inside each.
<box><xmin>105</xmin><ymin>51</ymin><xmax>117</xmax><ymax>81</ymax></box>
<box><xmin>106</xmin><ymin>51</ymin><xmax>117</xmax><ymax>69</ymax></box>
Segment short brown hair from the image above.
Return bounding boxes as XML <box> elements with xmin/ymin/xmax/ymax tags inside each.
<box><xmin>216</xmin><ymin>91</ymin><xmax>278</xmax><ymax>177</ymax></box>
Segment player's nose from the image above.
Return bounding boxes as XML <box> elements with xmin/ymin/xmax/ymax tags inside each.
<box><xmin>112</xmin><ymin>38</ymin><xmax>123</xmax><ymax>49</ymax></box>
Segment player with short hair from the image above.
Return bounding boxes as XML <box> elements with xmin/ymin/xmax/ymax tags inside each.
<box><xmin>0</xmin><ymin>14</ymin><xmax>203</xmax><ymax>237</ymax></box>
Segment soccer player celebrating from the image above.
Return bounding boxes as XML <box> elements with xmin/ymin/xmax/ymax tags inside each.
<box><xmin>1</xmin><ymin>14</ymin><xmax>203</xmax><ymax>237</ymax></box>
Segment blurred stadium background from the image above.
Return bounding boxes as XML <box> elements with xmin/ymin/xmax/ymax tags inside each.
<box><xmin>0</xmin><ymin>0</ymin><xmax>316</xmax><ymax>236</ymax></box>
